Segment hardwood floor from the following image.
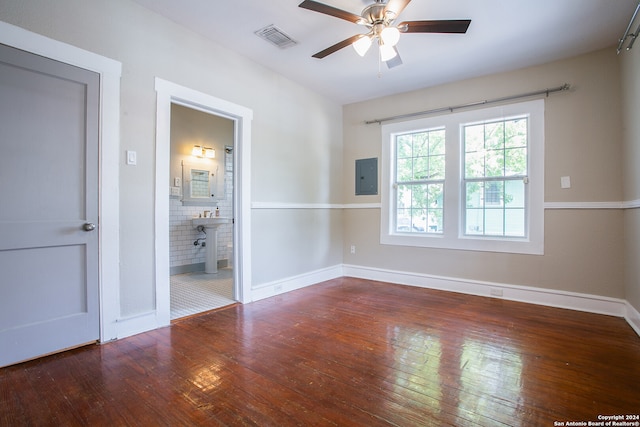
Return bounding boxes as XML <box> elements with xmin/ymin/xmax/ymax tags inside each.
<box><xmin>1</xmin><ymin>277</ymin><xmax>639</xmax><ymax>426</ymax></box>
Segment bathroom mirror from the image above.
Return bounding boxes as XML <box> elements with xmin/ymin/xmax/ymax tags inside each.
<box><xmin>190</xmin><ymin>169</ymin><xmax>210</xmax><ymax>199</ymax></box>
<box><xmin>182</xmin><ymin>161</ymin><xmax>223</xmax><ymax>205</ymax></box>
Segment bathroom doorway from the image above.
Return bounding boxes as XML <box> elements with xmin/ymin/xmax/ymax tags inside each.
<box><xmin>168</xmin><ymin>104</ymin><xmax>235</xmax><ymax>320</ymax></box>
<box><xmin>154</xmin><ymin>78</ymin><xmax>253</xmax><ymax>327</ymax></box>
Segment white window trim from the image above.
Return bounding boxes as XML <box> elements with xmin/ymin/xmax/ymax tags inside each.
<box><xmin>381</xmin><ymin>99</ymin><xmax>544</xmax><ymax>255</ymax></box>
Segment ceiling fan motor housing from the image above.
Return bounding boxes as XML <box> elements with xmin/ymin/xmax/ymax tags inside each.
<box><xmin>361</xmin><ymin>3</ymin><xmax>394</xmax><ymax>26</ymax></box>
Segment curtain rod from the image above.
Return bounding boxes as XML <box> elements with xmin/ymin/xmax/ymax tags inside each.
<box><xmin>364</xmin><ymin>83</ymin><xmax>571</xmax><ymax>125</ymax></box>
<box><xmin>617</xmin><ymin>2</ymin><xmax>640</xmax><ymax>54</ymax></box>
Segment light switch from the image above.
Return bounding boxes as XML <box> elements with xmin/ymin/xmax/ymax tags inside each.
<box><xmin>126</xmin><ymin>150</ymin><xmax>137</xmax><ymax>166</ymax></box>
<box><xmin>561</xmin><ymin>176</ymin><xmax>571</xmax><ymax>189</ymax></box>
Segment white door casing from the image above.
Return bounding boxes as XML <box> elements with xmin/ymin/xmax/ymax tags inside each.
<box><xmin>154</xmin><ymin>78</ymin><xmax>253</xmax><ymax>327</ymax></box>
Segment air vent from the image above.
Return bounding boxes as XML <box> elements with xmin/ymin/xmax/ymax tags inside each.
<box><xmin>254</xmin><ymin>25</ymin><xmax>298</xmax><ymax>49</ymax></box>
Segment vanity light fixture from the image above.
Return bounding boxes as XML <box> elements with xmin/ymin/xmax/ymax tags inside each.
<box><xmin>191</xmin><ymin>145</ymin><xmax>216</xmax><ymax>158</ymax></box>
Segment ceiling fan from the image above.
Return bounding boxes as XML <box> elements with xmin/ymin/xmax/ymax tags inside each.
<box><xmin>299</xmin><ymin>0</ymin><xmax>471</xmax><ymax>68</ymax></box>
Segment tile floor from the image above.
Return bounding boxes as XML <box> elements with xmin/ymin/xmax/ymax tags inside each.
<box><xmin>170</xmin><ymin>268</ymin><xmax>235</xmax><ymax>320</ymax></box>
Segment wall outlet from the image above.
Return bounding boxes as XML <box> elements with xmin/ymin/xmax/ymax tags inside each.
<box><xmin>274</xmin><ymin>284</ymin><xmax>283</xmax><ymax>293</ymax></box>
<box><xmin>350</xmin><ymin>245</ymin><xmax>356</xmax><ymax>254</ymax></box>
<box><xmin>174</xmin><ymin>177</ymin><xmax>181</xmax><ymax>187</ymax></box>
<box><xmin>170</xmin><ymin>187</ymin><xmax>180</xmax><ymax>196</ymax></box>
<box><xmin>490</xmin><ymin>288</ymin><xmax>503</xmax><ymax>297</ymax></box>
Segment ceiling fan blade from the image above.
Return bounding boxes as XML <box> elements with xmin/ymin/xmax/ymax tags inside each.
<box><xmin>386</xmin><ymin>48</ymin><xmax>403</xmax><ymax>69</ymax></box>
<box><xmin>312</xmin><ymin>34</ymin><xmax>363</xmax><ymax>59</ymax></box>
<box><xmin>384</xmin><ymin>0</ymin><xmax>412</xmax><ymax>18</ymax></box>
<box><xmin>399</xmin><ymin>20</ymin><xmax>471</xmax><ymax>34</ymax></box>
<box><xmin>298</xmin><ymin>0</ymin><xmax>363</xmax><ymax>24</ymax></box>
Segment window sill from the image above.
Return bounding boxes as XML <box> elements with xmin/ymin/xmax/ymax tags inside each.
<box><xmin>380</xmin><ymin>232</ymin><xmax>544</xmax><ymax>255</ymax></box>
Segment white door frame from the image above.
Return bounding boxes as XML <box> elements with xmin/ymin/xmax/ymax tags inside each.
<box><xmin>154</xmin><ymin>79</ymin><xmax>253</xmax><ymax>326</ymax></box>
<box><xmin>0</xmin><ymin>21</ymin><xmax>122</xmax><ymax>342</ymax></box>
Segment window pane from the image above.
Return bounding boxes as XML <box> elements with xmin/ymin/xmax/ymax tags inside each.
<box><xmin>397</xmin><ymin>184</ymin><xmax>411</xmax><ymax>209</ymax></box>
<box><xmin>466</xmin><ymin>209</ymin><xmax>484</xmax><ymax>234</ymax></box>
<box><xmin>505</xmin><ymin>179</ymin><xmax>525</xmax><ymax>208</ymax></box>
<box><xmin>397</xmin><ymin>158</ymin><xmax>412</xmax><ymax>182</ymax></box>
<box><xmin>428</xmin><ymin>209</ymin><xmax>444</xmax><ymax>233</ymax></box>
<box><xmin>428</xmin><ymin>183</ymin><xmax>444</xmax><ymax>208</ymax></box>
<box><xmin>397</xmin><ymin>136</ymin><xmax>412</xmax><ymax>158</ymax></box>
<box><xmin>485</xmin><ymin>149</ymin><xmax>505</xmax><ymax>177</ymax></box>
<box><xmin>505</xmin><ymin>147</ymin><xmax>527</xmax><ymax>176</ymax></box>
<box><xmin>414</xmin><ymin>134</ymin><xmax>428</xmax><ymax>157</ymax></box>
<box><xmin>484</xmin><ymin>208</ymin><xmax>504</xmax><ymax>235</ymax></box>
<box><xmin>465</xmin><ymin>125</ymin><xmax>484</xmax><ymax>152</ymax></box>
<box><xmin>430</xmin><ymin>130</ymin><xmax>446</xmax><ymax>155</ymax></box>
<box><xmin>427</xmin><ymin>183</ymin><xmax>444</xmax><ymax>233</ymax></box>
<box><xmin>505</xmin><ymin>209</ymin><xmax>525</xmax><ymax>236</ymax></box>
<box><xmin>466</xmin><ymin>182</ymin><xmax>484</xmax><ymax>209</ymax></box>
<box><xmin>484</xmin><ymin>181</ymin><xmax>503</xmax><ymax>206</ymax></box>
<box><xmin>505</xmin><ymin>118</ymin><xmax>527</xmax><ymax>148</ymax></box>
<box><xmin>411</xmin><ymin>184</ymin><xmax>427</xmax><ymax>208</ymax></box>
<box><xmin>411</xmin><ymin>208</ymin><xmax>427</xmax><ymax>232</ymax></box>
<box><xmin>413</xmin><ymin>157</ymin><xmax>429</xmax><ymax>180</ymax></box>
<box><xmin>465</xmin><ymin>151</ymin><xmax>485</xmax><ymax>178</ymax></box>
<box><xmin>430</xmin><ymin>154</ymin><xmax>445</xmax><ymax>179</ymax></box>
<box><xmin>485</xmin><ymin>121</ymin><xmax>504</xmax><ymax>150</ymax></box>
<box><xmin>396</xmin><ymin>208</ymin><xmax>411</xmax><ymax>232</ymax></box>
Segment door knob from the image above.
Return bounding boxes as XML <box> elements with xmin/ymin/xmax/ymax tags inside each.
<box><xmin>83</xmin><ymin>222</ymin><xmax>96</xmax><ymax>231</ymax></box>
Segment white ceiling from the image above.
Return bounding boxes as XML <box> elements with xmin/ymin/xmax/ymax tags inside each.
<box><xmin>133</xmin><ymin>0</ymin><xmax>638</xmax><ymax>105</ymax></box>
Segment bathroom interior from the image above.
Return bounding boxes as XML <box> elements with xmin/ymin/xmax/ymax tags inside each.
<box><xmin>169</xmin><ymin>103</ymin><xmax>235</xmax><ymax>320</ymax></box>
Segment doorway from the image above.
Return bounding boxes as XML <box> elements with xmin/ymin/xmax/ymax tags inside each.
<box><xmin>169</xmin><ymin>104</ymin><xmax>236</xmax><ymax>319</ymax></box>
<box><xmin>154</xmin><ymin>78</ymin><xmax>253</xmax><ymax>327</ymax></box>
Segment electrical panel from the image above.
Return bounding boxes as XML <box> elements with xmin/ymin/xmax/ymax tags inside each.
<box><xmin>355</xmin><ymin>158</ymin><xmax>378</xmax><ymax>196</ymax></box>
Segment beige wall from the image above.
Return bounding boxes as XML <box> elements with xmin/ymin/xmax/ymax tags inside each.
<box><xmin>0</xmin><ymin>0</ymin><xmax>344</xmax><ymax>316</ymax></box>
<box><xmin>621</xmin><ymin>38</ymin><xmax>640</xmax><ymax>311</ymax></box>
<box><xmin>343</xmin><ymin>48</ymin><xmax>626</xmax><ymax>298</ymax></box>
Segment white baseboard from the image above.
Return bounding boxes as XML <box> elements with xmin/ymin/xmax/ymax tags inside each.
<box><xmin>343</xmin><ymin>264</ymin><xmax>628</xmax><ymax>318</ymax></box>
<box><xmin>626</xmin><ymin>302</ymin><xmax>640</xmax><ymax>336</ymax></box>
<box><xmin>112</xmin><ymin>310</ymin><xmax>166</xmax><ymax>340</ymax></box>
<box><xmin>251</xmin><ymin>264</ymin><xmax>343</xmax><ymax>302</ymax></box>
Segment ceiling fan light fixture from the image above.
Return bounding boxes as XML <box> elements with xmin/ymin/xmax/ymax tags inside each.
<box><xmin>380</xmin><ymin>26</ymin><xmax>400</xmax><ymax>47</ymax></box>
<box><xmin>353</xmin><ymin>34</ymin><xmax>373</xmax><ymax>56</ymax></box>
<box><xmin>379</xmin><ymin>43</ymin><xmax>397</xmax><ymax>62</ymax></box>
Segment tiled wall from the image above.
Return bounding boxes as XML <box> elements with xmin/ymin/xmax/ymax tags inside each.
<box><xmin>170</xmin><ymin>149</ymin><xmax>233</xmax><ymax>273</ymax></box>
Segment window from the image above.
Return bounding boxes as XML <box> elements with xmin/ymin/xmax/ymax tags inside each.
<box><xmin>395</xmin><ymin>128</ymin><xmax>445</xmax><ymax>234</ymax></box>
<box><xmin>381</xmin><ymin>100</ymin><xmax>544</xmax><ymax>255</ymax></box>
<box><xmin>463</xmin><ymin>117</ymin><xmax>528</xmax><ymax>237</ymax></box>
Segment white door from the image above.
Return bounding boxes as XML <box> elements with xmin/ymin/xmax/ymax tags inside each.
<box><xmin>0</xmin><ymin>43</ymin><xmax>100</xmax><ymax>367</ymax></box>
